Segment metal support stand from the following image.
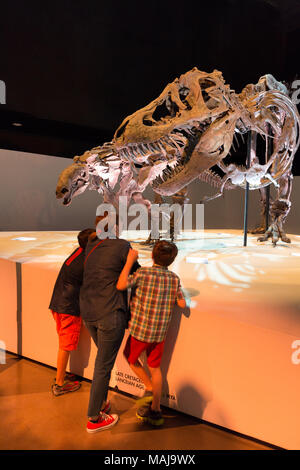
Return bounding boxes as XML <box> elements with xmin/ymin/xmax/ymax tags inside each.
<box><xmin>243</xmin><ymin>131</ymin><xmax>252</xmax><ymax>246</ymax></box>
<box><xmin>265</xmin><ymin>124</ymin><xmax>272</xmax><ymax>229</ymax></box>
<box><xmin>265</xmin><ymin>185</ymin><xmax>270</xmax><ymax>229</ymax></box>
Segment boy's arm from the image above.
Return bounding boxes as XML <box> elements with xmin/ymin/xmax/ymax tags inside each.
<box><xmin>121</xmin><ymin>243</ymin><xmax>141</xmax><ymax>274</ymax></box>
<box><xmin>177</xmin><ymin>296</ymin><xmax>186</xmax><ymax>309</ymax></box>
<box><xmin>117</xmin><ymin>249</ymin><xmax>139</xmax><ymax>291</ymax></box>
<box><xmin>176</xmin><ymin>281</ymin><xmax>186</xmax><ymax>309</ymax></box>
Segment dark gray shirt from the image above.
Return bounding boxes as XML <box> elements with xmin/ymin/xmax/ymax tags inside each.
<box><xmin>49</xmin><ymin>247</ymin><xmax>84</xmax><ymax>317</ymax></box>
<box><xmin>80</xmin><ymin>237</ymin><xmax>139</xmax><ymax>326</ymax></box>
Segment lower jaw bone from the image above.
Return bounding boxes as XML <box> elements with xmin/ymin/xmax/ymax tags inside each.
<box><xmin>153</xmin><ymin>150</ymin><xmax>223</xmax><ymax>196</ymax></box>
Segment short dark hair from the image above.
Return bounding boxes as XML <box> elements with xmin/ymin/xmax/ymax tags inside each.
<box><xmin>152</xmin><ymin>240</ymin><xmax>178</xmax><ymax>267</ymax></box>
<box><xmin>77</xmin><ymin>228</ymin><xmax>94</xmax><ymax>248</ymax></box>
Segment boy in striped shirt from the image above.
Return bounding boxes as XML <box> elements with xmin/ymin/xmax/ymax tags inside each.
<box><xmin>117</xmin><ymin>240</ymin><xmax>186</xmax><ymax>426</ymax></box>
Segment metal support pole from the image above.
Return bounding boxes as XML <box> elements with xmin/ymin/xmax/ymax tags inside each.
<box><xmin>265</xmin><ymin>124</ymin><xmax>272</xmax><ymax>229</ymax></box>
<box><xmin>265</xmin><ymin>185</ymin><xmax>270</xmax><ymax>229</ymax></box>
<box><xmin>243</xmin><ymin>131</ymin><xmax>252</xmax><ymax>246</ymax></box>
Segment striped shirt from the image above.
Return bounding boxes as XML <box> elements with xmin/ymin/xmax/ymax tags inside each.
<box><xmin>127</xmin><ymin>265</ymin><xmax>185</xmax><ymax>343</ymax></box>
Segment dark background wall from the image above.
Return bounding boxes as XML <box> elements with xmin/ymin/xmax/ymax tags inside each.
<box><xmin>0</xmin><ymin>0</ymin><xmax>299</xmax><ymax>171</ymax></box>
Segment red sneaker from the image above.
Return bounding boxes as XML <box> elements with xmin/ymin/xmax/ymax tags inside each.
<box><xmin>86</xmin><ymin>413</ymin><xmax>119</xmax><ymax>433</ymax></box>
<box><xmin>101</xmin><ymin>400</ymin><xmax>111</xmax><ymax>414</ymax></box>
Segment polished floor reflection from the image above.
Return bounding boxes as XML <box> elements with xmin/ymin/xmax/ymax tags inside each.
<box><xmin>0</xmin><ymin>353</ymin><xmax>272</xmax><ymax>451</ymax></box>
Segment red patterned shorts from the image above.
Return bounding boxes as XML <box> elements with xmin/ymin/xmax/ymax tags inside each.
<box><xmin>52</xmin><ymin>311</ymin><xmax>82</xmax><ymax>351</ymax></box>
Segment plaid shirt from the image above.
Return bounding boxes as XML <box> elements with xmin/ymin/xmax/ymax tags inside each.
<box><xmin>127</xmin><ymin>265</ymin><xmax>185</xmax><ymax>343</ymax></box>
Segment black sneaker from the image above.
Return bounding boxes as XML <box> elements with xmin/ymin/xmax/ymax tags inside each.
<box><xmin>136</xmin><ymin>404</ymin><xmax>164</xmax><ymax>426</ymax></box>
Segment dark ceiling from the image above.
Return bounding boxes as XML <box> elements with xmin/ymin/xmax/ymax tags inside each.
<box><xmin>0</xmin><ymin>0</ymin><xmax>299</xmax><ymax>172</ymax></box>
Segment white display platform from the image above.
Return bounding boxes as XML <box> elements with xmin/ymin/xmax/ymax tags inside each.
<box><xmin>0</xmin><ymin>258</ymin><xmax>18</xmax><ymax>353</ymax></box>
<box><xmin>1</xmin><ymin>229</ymin><xmax>300</xmax><ymax>449</ymax></box>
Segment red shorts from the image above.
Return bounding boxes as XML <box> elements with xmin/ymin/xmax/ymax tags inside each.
<box><xmin>52</xmin><ymin>312</ymin><xmax>82</xmax><ymax>351</ymax></box>
<box><xmin>124</xmin><ymin>335</ymin><xmax>165</xmax><ymax>368</ymax></box>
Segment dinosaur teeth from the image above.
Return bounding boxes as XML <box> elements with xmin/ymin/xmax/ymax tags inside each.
<box><xmin>157</xmin><ymin>140</ymin><xmax>167</xmax><ymax>154</ymax></box>
<box><xmin>128</xmin><ymin>144</ymin><xmax>137</xmax><ymax>156</ymax></box>
<box><xmin>138</xmin><ymin>144</ymin><xmax>147</xmax><ymax>156</ymax></box>
<box><xmin>120</xmin><ymin>149</ymin><xmax>127</xmax><ymax>160</ymax></box>
<box><xmin>165</xmin><ymin>136</ymin><xmax>177</xmax><ymax>148</ymax></box>
<box><xmin>141</xmin><ymin>143</ymin><xmax>150</xmax><ymax>154</ymax></box>
<box><xmin>152</xmin><ymin>158</ymin><xmax>186</xmax><ymax>187</ymax></box>
<box><xmin>234</xmin><ymin>134</ymin><xmax>240</xmax><ymax>148</ymax></box>
<box><xmin>153</xmin><ymin>142</ymin><xmax>162</xmax><ymax>151</ymax></box>
<box><xmin>160</xmin><ymin>136</ymin><xmax>169</xmax><ymax>146</ymax></box>
<box><xmin>170</xmin><ymin>133</ymin><xmax>186</xmax><ymax>145</ymax></box>
<box><xmin>147</xmin><ymin>143</ymin><xmax>156</xmax><ymax>152</ymax></box>
<box><xmin>122</xmin><ymin>147</ymin><xmax>130</xmax><ymax>158</ymax></box>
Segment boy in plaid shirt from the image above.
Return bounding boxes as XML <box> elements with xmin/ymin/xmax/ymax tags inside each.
<box><xmin>117</xmin><ymin>240</ymin><xmax>186</xmax><ymax>426</ymax></box>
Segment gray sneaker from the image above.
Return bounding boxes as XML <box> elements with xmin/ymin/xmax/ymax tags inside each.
<box><xmin>52</xmin><ymin>380</ymin><xmax>81</xmax><ymax>396</ymax></box>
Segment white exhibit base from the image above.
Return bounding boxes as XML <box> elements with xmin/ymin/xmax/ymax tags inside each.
<box><xmin>1</xmin><ymin>229</ymin><xmax>300</xmax><ymax>449</ymax></box>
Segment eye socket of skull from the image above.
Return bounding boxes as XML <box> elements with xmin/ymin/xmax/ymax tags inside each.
<box><xmin>151</xmin><ymin>99</ymin><xmax>180</xmax><ymax>123</ymax></box>
<box><xmin>179</xmin><ymin>87</ymin><xmax>189</xmax><ymax>99</ymax></box>
<box><xmin>198</xmin><ymin>78</ymin><xmax>220</xmax><ymax>110</ymax></box>
<box><xmin>199</xmin><ymin>78</ymin><xmax>216</xmax><ymax>90</ymax></box>
<box><xmin>202</xmin><ymin>91</ymin><xmax>220</xmax><ymax>110</ymax></box>
<box><xmin>178</xmin><ymin>87</ymin><xmax>191</xmax><ymax>110</ymax></box>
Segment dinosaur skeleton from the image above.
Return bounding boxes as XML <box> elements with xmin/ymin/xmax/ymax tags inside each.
<box><xmin>56</xmin><ymin>68</ymin><xmax>300</xmax><ymax>245</ymax></box>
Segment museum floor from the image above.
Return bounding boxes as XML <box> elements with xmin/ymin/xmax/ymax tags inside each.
<box><xmin>0</xmin><ymin>353</ymin><xmax>272</xmax><ymax>451</ymax></box>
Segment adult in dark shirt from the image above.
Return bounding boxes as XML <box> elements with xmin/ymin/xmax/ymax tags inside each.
<box><xmin>81</xmin><ymin>213</ymin><xmax>140</xmax><ymax>433</ymax></box>
<box><xmin>49</xmin><ymin>228</ymin><xmax>94</xmax><ymax>396</ymax></box>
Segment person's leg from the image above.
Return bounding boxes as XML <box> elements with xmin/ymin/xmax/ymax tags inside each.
<box><xmin>128</xmin><ymin>360</ymin><xmax>153</xmax><ymax>391</ymax></box>
<box><xmin>56</xmin><ymin>348</ymin><xmax>70</xmax><ymax>386</ymax></box>
<box><xmin>84</xmin><ymin>320</ymin><xmax>110</xmax><ymax>412</ymax></box>
<box><xmin>148</xmin><ymin>366</ymin><xmax>162</xmax><ymax>411</ymax></box>
<box><xmin>52</xmin><ymin>314</ymin><xmax>81</xmax><ymax>395</ymax></box>
<box><xmin>136</xmin><ymin>365</ymin><xmax>164</xmax><ymax>426</ymax></box>
<box><xmin>56</xmin><ymin>315</ymin><xmax>82</xmax><ymax>385</ymax></box>
<box><xmin>84</xmin><ymin>320</ymin><xmax>98</xmax><ymax>347</ymax></box>
<box><xmin>123</xmin><ymin>335</ymin><xmax>152</xmax><ymax>392</ymax></box>
<box><xmin>86</xmin><ymin>319</ymin><xmax>125</xmax><ymax>420</ymax></box>
<box><xmin>146</xmin><ymin>341</ymin><xmax>165</xmax><ymax>411</ymax></box>
<box><xmin>135</xmin><ymin>342</ymin><xmax>164</xmax><ymax>425</ymax></box>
